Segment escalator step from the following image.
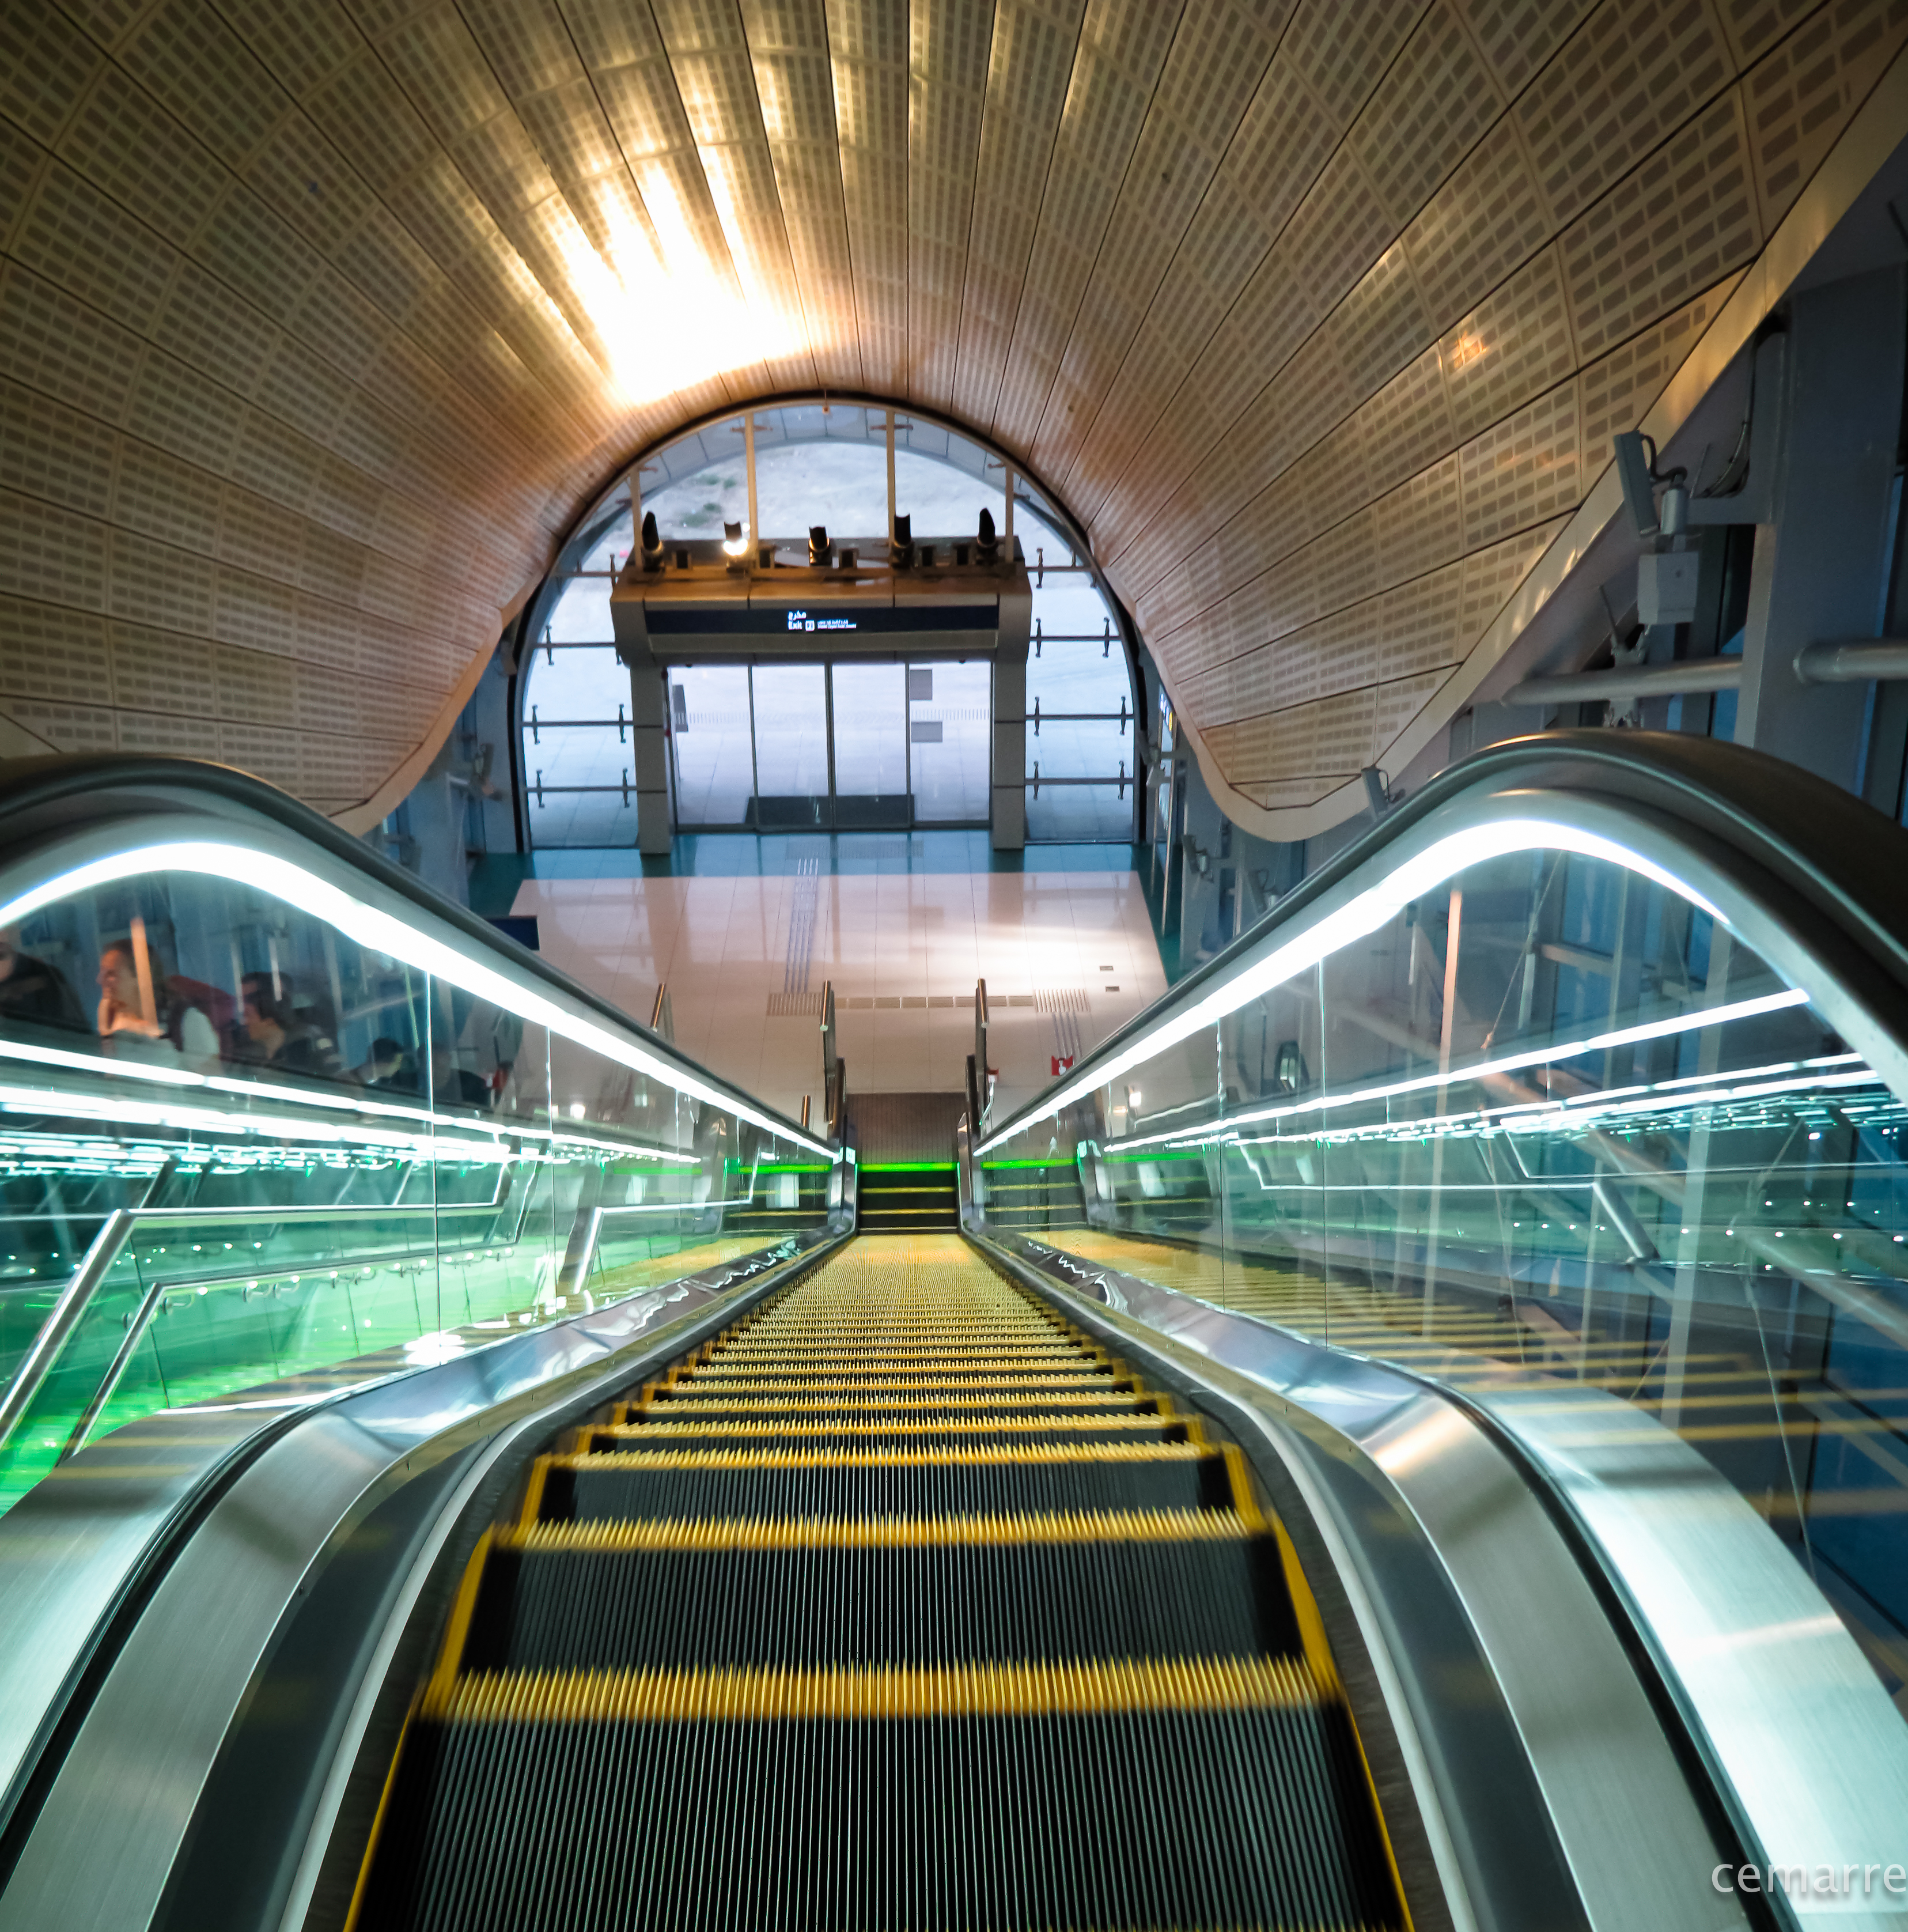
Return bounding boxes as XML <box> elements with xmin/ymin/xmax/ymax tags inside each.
<box><xmin>362</xmin><ymin>1661</ymin><xmax>1394</xmax><ymax>1932</ymax></box>
<box><xmin>620</xmin><ymin>1392</ymin><xmax>1154</xmax><ymax>1418</ymax></box>
<box><xmin>677</xmin><ymin>1371</ymin><xmax>1127</xmax><ymax>1390</ymax></box>
<box><xmin>353</xmin><ymin>1243</ymin><xmax>1402</xmax><ymax>1932</ymax></box>
<box><xmin>539</xmin><ymin>1444</ymin><xmax>1233</xmax><ymax>1522</ymax></box>
<box><xmin>461</xmin><ymin>1532</ymin><xmax>1300</xmax><ymax>1669</ymax></box>
<box><xmin>584</xmin><ymin>1416</ymin><xmax>1186</xmax><ymax>1451</ymax></box>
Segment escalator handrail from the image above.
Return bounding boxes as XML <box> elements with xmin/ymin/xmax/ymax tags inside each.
<box><xmin>979</xmin><ymin>728</ymin><xmax>1908</xmax><ymax>1150</ymax></box>
<box><xmin>0</xmin><ymin>752</ymin><xmax>823</xmax><ymax>1152</ymax></box>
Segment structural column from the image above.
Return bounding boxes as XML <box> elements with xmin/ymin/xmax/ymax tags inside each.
<box><xmin>991</xmin><ymin>577</ymin><xmax>1029</xmax><ymax>849</ymax></box>
<box><xmin>1733</xmin><ymin>266</ymin><xmax>1907</xmax><ymax>785</ymax></box>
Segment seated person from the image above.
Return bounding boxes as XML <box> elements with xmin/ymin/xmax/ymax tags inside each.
<box><xmin>237</xmin><ymin>975</ymin><xmax>344</xmax><ymax>1080</ymax></box>
<box><xmin>355</xmin><ymin>1036</ymin><xmax>421</xmax><ymax>1094</ymax></box>
<box><xmin>0</xmin><ymin>929</ymin><xmax>87</xmax><ymax>1034</ymax></box>
<box><xmin>98</xmin><ymin>942</ymin><xmax>221</xmax><ymax>1072</ymax></box>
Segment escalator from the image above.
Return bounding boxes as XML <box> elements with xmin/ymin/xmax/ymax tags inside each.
<box><xmin>8</xmin><ymin>735</ymin><xmax>1908</xmax><ymax>1932</ymax></box>
<box><xmin>356</xmin><ymin>1235</ymin><xmax>1400</xmax><ymax>1931</ymax></box>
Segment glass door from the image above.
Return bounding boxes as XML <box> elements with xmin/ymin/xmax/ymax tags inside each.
<box><xmin>910</xmin><ymin>661</ymin><xmax>991</xmax><ymax>823</ymax></box>
<box><xmin>668</xmin><ymin>665</ymin><xmax>756</xmax><ymax>827</ymax></box>
<box><xmin>829</xmin><ymin>663</ymin><xmax>910</xmax><ymax>829</ymax></box>
<box><xmin>749</xmin><ymin>664</ymin><xmax>831</xmax><ymax>829</ymax></box>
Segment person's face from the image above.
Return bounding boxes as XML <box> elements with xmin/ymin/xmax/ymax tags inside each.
<box><xmin>99</xmin><ymin>951</ymin><xmax>138</xmax><ymax>1006</ymax></box>
<box><xmin>243</xmin><ymin>988</ymin><xmax>272</xmax><ymax>1041</ymax></box>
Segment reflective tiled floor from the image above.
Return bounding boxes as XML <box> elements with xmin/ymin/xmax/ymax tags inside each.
<box><xmin>508</xmin><ymin>843</ymin><xmax>1168</xmax><ymax>1122</ymax></box>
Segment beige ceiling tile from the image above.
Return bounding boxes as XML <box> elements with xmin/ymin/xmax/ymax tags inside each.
<box><xmin>949</xmin><ymin>0</ymin><xmax>1084</xmax><ymax>426</ymax></box>
<box><xmin>1326</xmin><ymin>240</ymin><xmax>1434</xmax><ymax>406</ymax></box>
<box><xmin>1577</xmin><ymin>270</ymin><xmax>1742</xmax><ymax>479</ymax></box>
<box><xmin>1064</xmin><ymin>54</ymin><xmax>1336</xmax><ymax>527</ymax></box>
<box><xmin>1287</xmin><ymin>0</ymin><xmax>1430</xmax><ymax>123</ymax></box>
<box><xmin>117</xmin><ymin>0</ymin><xmax>291</xmax><ymax>169</ymax></box>
<box><xmin>1458</xmin><ymin>371</ymin><xmax>1581</xmax><ymax>549</ymax></box>
<box><xmin>57</xmin><ymin>62</ymin><xmax>229</xmax><ymax>243</ymax></box>
<box><xmin>1401</xmin><ymin>112</ymin><xmax>1550</xmax><ymax>327</ymax></box>
<box><xmin>989</xmin><ymin>0</ymin><xmax>1179</xmax><ymax>448</ymax></box>
<box><xmin>1741</xmin><ymin>0</ymin><xmax>1908</xmax><ymax>234</ymax></box>
<box><xmin>218</xmin><ymin>0</ymin><xmax>366</xmax><ymax>100</ymax></box>
<box><xmin>1712</xmin><ymin>0</ymin><xmax>1824</xmax><ymax>68</ymax></box>
<box><xmin>826</xmin><ymin>0</ymin><xmax>908</xmax><ymax>390</ymax></box>
<box><xmin>1440</xmin><ymin>240</ymin><xmax>1576</xmax><ymax>443</ymax></box>
<box><xmin>307</xmin><ymin>37</ymin><xmax>446</xmax><ymax>186</ymax></box>
<box><xmin>1560</xmin><ymin>87</ymin><xmax>1759</xmax><ymax>361</ymax></box>
<box><xmin>1517</xmin><ymin>0</ymin><xmax>1735</xmax><ymax>227</ymax></box>
<box><xmin>1349</xmin><ymin>1</ymin><xmax>1505</xmax><ymax>229</ymax></box>
<box><xmin>459</xmin><ymin>0</ymin><xmax>586</xmax><ymax>98</ymax></box>
<box><xmin>1456</xmin><ymin>0</ymin><xmax>1596</xmax><ymax>96</ymax></box>
<box><xmin>1035</xmin><ymin>0</ymin><xmax>1289</xmax><ymax>482</ymax></box>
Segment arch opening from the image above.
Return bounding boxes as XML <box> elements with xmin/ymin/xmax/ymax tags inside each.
<box><xmin>515</xmin><ymin>403</ymin><xmax>1142</xmax><ymax>848</ymax></box>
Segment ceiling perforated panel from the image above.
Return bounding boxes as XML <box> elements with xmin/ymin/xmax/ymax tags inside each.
<box><xmin>0</xmin><ymin>0</ymin><xmax>1901</xmax><ymax>823</ymax></box>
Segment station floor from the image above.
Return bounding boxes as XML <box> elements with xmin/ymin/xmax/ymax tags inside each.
<box><xmin>472</xmin><ymin>833</ymin><xmax>1171</xmax><ymax>1124</ymax></box>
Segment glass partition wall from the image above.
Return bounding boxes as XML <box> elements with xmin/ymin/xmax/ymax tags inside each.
<box><xmin>972</xmin><ymin>815</ymin><xmax>1908</xmax><ymax>1717</ymax></box>
<box><xmin>519</xmin><ymin>401</ymin><xmax>1139</xmax><ymax>844</ymax></box>
<box><xmin>0</xmin><ymin>839</ymin><xmax>838</xmax><ymax>1517</ymax></box>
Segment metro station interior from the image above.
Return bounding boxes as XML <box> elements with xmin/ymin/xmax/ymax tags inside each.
<box><xmin>5</xmin><ymin>3</ymin><xmax>1908</xmax><ymax>1927</ymax></box>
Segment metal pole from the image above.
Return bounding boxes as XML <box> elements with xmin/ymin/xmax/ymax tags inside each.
<box><xmin>1793</xmin><ymin>638</ymin><xmax>1908</xmax><ymax>682</ymax></box>
<box><xmin>0</xmin><ymin>1208</ymin><xmax>142</xmax><ymax>1460</ymax></box>
<box><xmin>885</xmin><ymin>411</ymin><xmax>896</xmax><ymax>545</ymax></box>
<box><xmin>1503</xmin><ymin>659</ymin><xmax>1744</xmax><ymax>708</ymax></box>
<box><xmin>744</xmin><ymin>413</ymin><xmax>759</xmax><ymax>554</ymax></box>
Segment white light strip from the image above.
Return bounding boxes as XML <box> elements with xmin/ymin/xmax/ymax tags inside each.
<box><xmin>1101</xmin><ymin>988</ymin><xmax>1809</xmax><ymax>1155</ymax></box>
<box><xmin>975</xmin><ymin>818</ymin><xmax>1729</xmax><ymax>1154</ymax></box>
<box><xmin>1221</xmin><ymin>1067</ymin><xmax>1882</xmax><ymax>1151</ymax></box>
<box><xmin>0</xmin><ymin>841</ymin><xmax>832</xmax><ymax>1158</ymax></box>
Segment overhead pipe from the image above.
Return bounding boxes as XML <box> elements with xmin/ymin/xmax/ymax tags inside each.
<box><xmin>1506</xmin><ymin>638</ymin><xmax>1908</xmax><ymax>709</ymax></box>
<box><xmin>1504</xmin><ymin>659</ymin><xmax>1743</xmax><ymax>708</ymax></box>
<box><xmin>1792</xmin><ymin>638</ymin><xmax>1908</xmax><ymax>683</ymax></box>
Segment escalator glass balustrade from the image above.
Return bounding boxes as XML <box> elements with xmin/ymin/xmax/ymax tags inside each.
<box><xmin>971</xmin><ymin>735</ymin><xmax>1908</xmax><ymax>1894</ymax></box>
<box><xmin>0</xmin><ymin>769</ymin><xmax>838</xmax><ymax>1517</ymax></box>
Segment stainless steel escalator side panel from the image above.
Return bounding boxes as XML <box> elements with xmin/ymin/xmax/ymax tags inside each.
<box><xmin>0</xmin><ymin>1230</ymin><xmax>837</xmax><ymax>1932</ymax></box>
<box><xmin>980</xmin><ymin>1230</ymin><xmax>1756</xmax><ymax>1932</ymax></box>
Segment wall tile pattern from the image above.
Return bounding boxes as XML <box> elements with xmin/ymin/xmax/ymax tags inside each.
<box><xmin>0</xmin><ymin>0</ymin><xmax>1898</xmax><ymax>819</ymax></box>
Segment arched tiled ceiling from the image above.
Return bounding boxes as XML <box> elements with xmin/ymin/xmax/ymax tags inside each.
<box><xmin>0</xmin><ymin>0</ymin><xmax>1902</xmax><ymax>831</ymax></box>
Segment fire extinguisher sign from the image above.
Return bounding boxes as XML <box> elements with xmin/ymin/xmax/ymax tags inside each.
<box><xmin>1050</xmin><ymin>1054</ymin><xmax>1075</xmax><ymax>1076</ymax></box>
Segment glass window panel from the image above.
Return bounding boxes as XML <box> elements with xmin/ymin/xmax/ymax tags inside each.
<box><xmin>578</xmin><ymin>509</ymin><xmax>633</xmax><ymax>573</ymax></box>
<box><xmin>750</xmin><ymin>664</ymin><xmax>830</xmax><ymax>805</ymax></box>
<box><xmin>669</xmin><ymin>664</ymin><xmax>755</xmax><ymax>826</ymax></box>
<box><xmin>1024</xmin><ymin>781</ymin><xmax>1134</xmax><ymax>842</ymax></box>
<box><xmin>830</xmin><ymin>663</ymin><xmax>907</xmax><ymax>800</ymax></box>
<box><xmin>525</xmin><ymin>725</ymin><xmax>630</xmax><ymax>791</ymax></box>
<box><xmin>544</xmin><ymin>577</ymin><xmax>614</xmax><ymax>642</ymax></box>
<box><xmin>641</xmin><ymin>417</ymin><xmax>748</xmax><ymax>541</ymax></box>
<box><xmin>524</xmin><ymin>646</ymin><xmax>625</xmax><ymax>720</ymax></box>
<box><xmin>526</xmin><ymin>788</ymin><xmax>639</xmax><ymax>846</ymax></box>
<box><xmin>892</xmin><ymin>448</ymin><xmax>1002</xmax><ymax>544</ymax></box>
<box><xmin>753</xmin><ymin>419</ymin><xmax>888</xmax><ymax>545</ymax></box>
<box><xmin>1028</xmin><ymin>716</ymin><xmax>1132</xmax><ymax>785</ymax></box>
<box><xmin>908</xmin><ymin>660</ymin><xmax>991</xmax><ymax>822</ymax></box>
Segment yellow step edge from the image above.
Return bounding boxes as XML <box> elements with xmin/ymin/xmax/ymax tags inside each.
<box><xmin>717</xmin><ymin>1344</ymin><xmax>1092</xmax><ymax>1358</ymax></box>
<box><xmin>425</xmin><ymin>1655</ymin><xmax>1326</xmax><ymax>1724</ymax></box>
<box><xmin>593</xmin><ymin>1413</ymin><xmax>1198</xmax><ymax>1442</ymax></box>
<box><xmin>679</xmin><ymin>1374</ymin><xmax>1122</xmax><ymax>1390</ymax></box>
<box><xmin>498</xmin><ymin>1507</ymin><xmax>1253</xmax><ymax>1552</ymax></box>
<box><xmin>620</xmin><ymin>1392</ymin><xmax>1149</xmax><ymax>1417</ymax></box>
<box><xmin>551</xmin><ymin>1441</ymin><xmax>1214</xmax><ymax>1471</ymax></box>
